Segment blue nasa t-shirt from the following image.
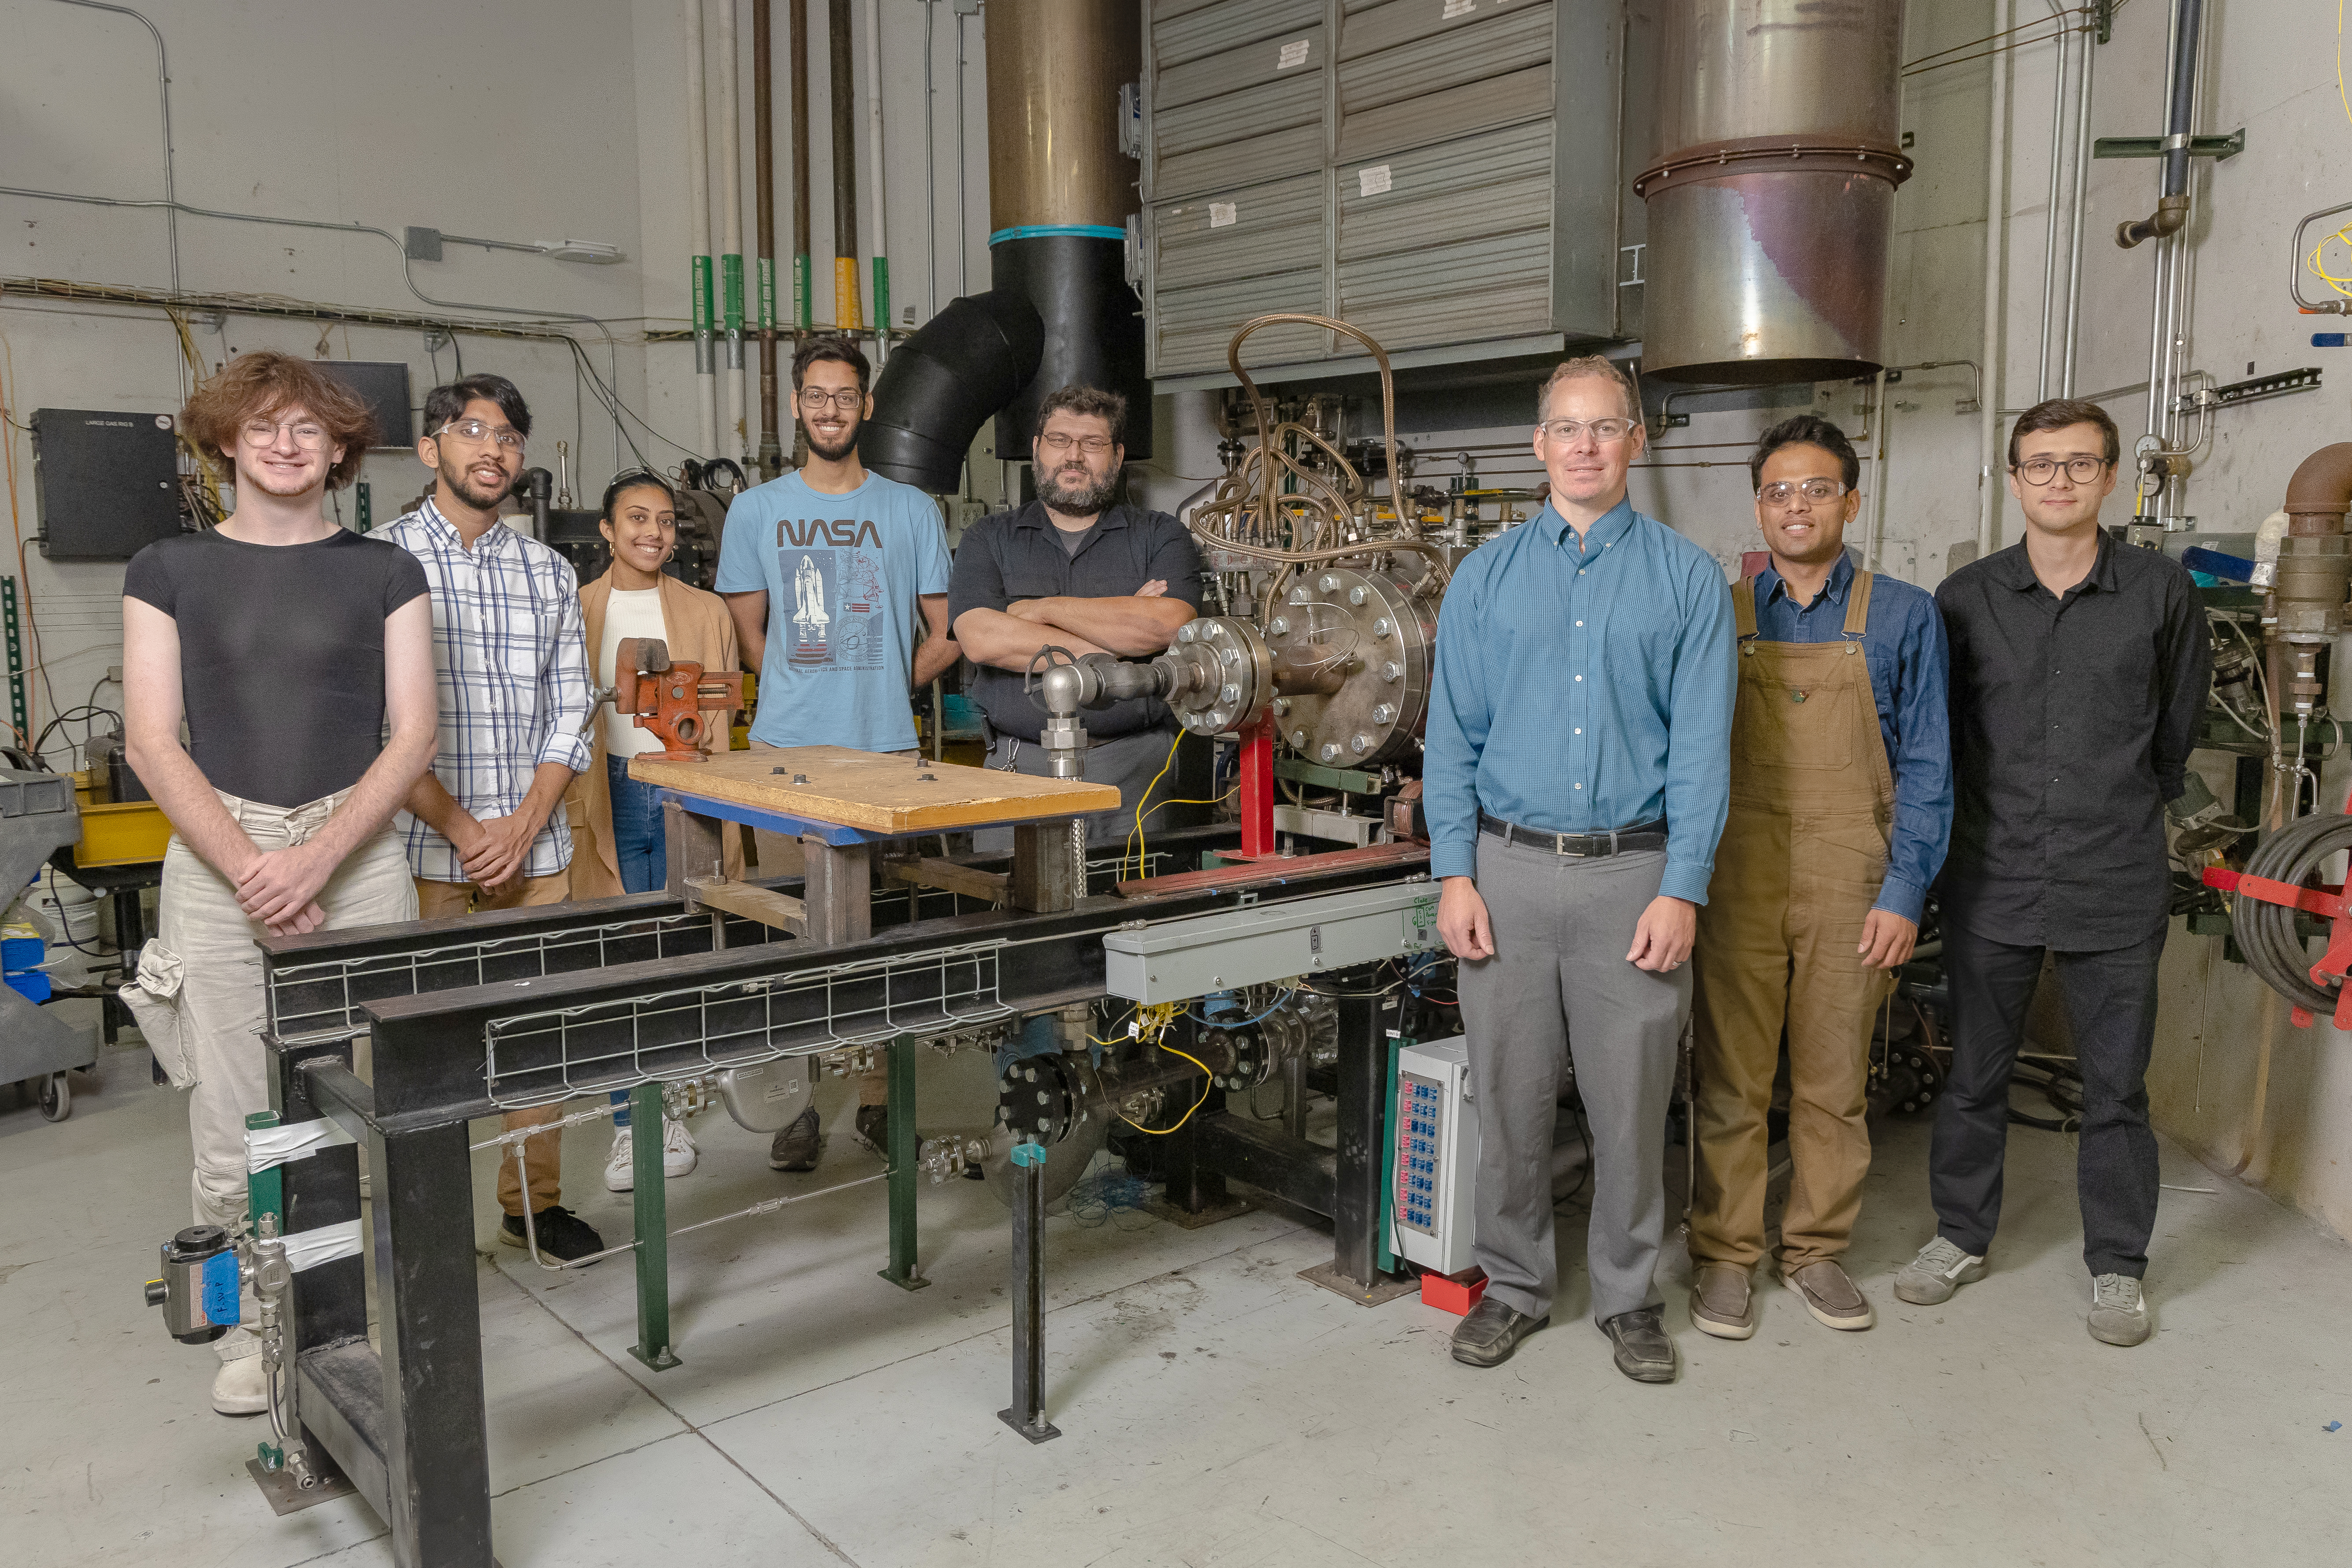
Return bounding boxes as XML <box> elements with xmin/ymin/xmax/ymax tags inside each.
<box><xmin>715</xmin><ymin>469</ymin><xmax>952</xmax><ymax>751</ymax></box>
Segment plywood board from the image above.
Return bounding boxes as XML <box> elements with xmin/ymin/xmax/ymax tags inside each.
<box><xmin>631</xmin><ymin>745</ymin><xmax>1120</xmax><ymax>834</ymax></box>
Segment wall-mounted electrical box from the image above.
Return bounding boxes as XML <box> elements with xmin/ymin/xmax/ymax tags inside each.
<box><xmin>1394</xmin><ymin>1034</ymin><xmax>1478</xmax><ymax>1276</ymax></box>
<box><xmin>30</xmin><ymin>409</ymin><xmax>182</xmax><ymax>562</ymax></box>
<box><xmin>312</xmin><ymin>360</ymin><xmax>416</xmax><ymax>449</ymax></box>
<box><xmin>1138</xmin><ymin>0</ymin><xmax>1656</xmax><ymax>388</ymax></box>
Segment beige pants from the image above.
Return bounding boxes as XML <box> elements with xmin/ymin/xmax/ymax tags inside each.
<box><xmin>415</xmin><ymin>870</ymin><xmax>575</xmax><ymax>1214</ymax></box>
<box><xmin>154</xmin><ymin>790</ymin><xmax>417</xmax><ymax>1238</ymax></box>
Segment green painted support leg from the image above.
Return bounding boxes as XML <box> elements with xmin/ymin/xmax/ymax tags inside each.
<box><xmin>245</xmin><ymin>1109</ymin><xmax>282</xmax><ymax>1229</ymax></box>
<box><xmin>880</xmin><ymin>1036</ymin><xmax>929</xmax><ymax>1290</ymax></box>
<box><xmin>627</xmin><ymin>1083</ymin><xmax>681</xmax><ymax>1369</ymax></box>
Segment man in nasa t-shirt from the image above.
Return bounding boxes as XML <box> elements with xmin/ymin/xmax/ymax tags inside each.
<box><xmin>716</xmin><ymin>334</ymin><xmax>957</xmax><ymax>1171</ymax></box>
<box><xmin>717</xmin><ymin>334</ymin><xmax>957</xmax><ymax>755</ymax></box>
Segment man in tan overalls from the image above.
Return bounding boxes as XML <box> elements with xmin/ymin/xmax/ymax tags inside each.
<box><xmin>1688</xmin><ymin>415</ymin><xmax>1952</xmax><ymax>1338</ymax></box>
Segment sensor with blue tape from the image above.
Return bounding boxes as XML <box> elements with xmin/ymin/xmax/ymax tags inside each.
<box><xmin>2181</xmin><ymin>545</ymin><xmax>2256</xmax><ymax>583</ymax></box>
<box><xmin>200</xmin><ymin>1249</ymin><xmax>240</xmax><ymax>1327</ymax></box>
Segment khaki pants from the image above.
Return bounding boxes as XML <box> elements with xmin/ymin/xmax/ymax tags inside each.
<box><xmin>416</xmin><ymin>870</ymin><xmax>574</xmax><ymax>1214</ymax></box>
<box><xmin>153</xmin><ymin>791</ymin><xmax>417</xmax><ymax>1238</ymax></box>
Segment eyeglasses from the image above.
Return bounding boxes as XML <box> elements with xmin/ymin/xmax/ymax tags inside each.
<box><xmin>1038</xmin><ymin>433</ymin><xmax>1115</xmax><ymax>456</ymax></box>
<box><xmin>2015</xmin><ymin>455</ymin><xmax>2109</xmax><ymax>485</ymax></box>
<box><xmin>1537</xmin><ymin>417</ymin><xmax>1636</xmax><ymax>445</ymax></box>
<box><xmin>241</xmin><ymin>417</ymin><xmax>328</xmax><ymax>449</ymax></box>
<box><xmin>432</xmin><ymin>417</ymin><xmax>525</xmax><ymax>452</ymax></box>
<box><xmin>1758</xmin><ymin>478</ymin><xmax>1847</xmax><ymax>507</ymax></box>
<box><xmin>798</xmin><ymin>387</ymin><xmax>864</xmax><ymax>412</ymax></box>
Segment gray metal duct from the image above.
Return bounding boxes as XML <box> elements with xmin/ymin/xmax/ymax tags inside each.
<box><xmin>1635</xmin><ymin>0</ymin><xmax>1911</xmax><ymax>385</ymax></box>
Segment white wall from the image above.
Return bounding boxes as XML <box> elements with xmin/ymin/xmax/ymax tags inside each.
<box><xmin>1</xmin><ymin>0</ymin><xmax>995</xmax><ymax>760</ymax></box>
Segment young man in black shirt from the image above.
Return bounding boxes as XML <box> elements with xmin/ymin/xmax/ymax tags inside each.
<box><xmin>122</xmin><ymin>353</ymin><xmax>438</xmax><ymax>1414</ymax></box>
<box><xmin>1896</xmin><ymin>398</ymin><xmax>2211</xmax><ymax>1346</ymax></box>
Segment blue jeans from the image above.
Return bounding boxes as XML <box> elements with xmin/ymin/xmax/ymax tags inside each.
<box><xmin>608</xmin><ymin>752</ymin><xmax>670</xmax><ymax>1130</ymax></box>
<box><xmin>608</xmin><ymin>754</ymin><xmax>667</xmax><ymax>895</ymax></box>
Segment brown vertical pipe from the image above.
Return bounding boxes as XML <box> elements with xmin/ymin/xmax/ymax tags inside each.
<box><xmin>753</xmin><ymin>0</ymin><xmax>782</xmax><ymax>478</ymax></box>
<box><xmin>828</xmin><ymin>0</ymin><xmax>860</xmax><ymax>329</ymax></box>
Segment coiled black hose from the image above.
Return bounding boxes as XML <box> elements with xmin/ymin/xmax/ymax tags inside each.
<box><xmin>2233</xmin><ymin>812</ymin><xmax>2352</xmax><ymax>1013</ymax></box>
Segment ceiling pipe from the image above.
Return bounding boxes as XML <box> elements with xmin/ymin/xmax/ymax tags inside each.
<box><xmin>863</xmin><ymin>0</ymin><xmax>891</xmax><ymax>356</ymax></box>
<box><xmin>1977</xmin><ymin>0</ymin><xmax>2013</xmax><ymax>562</ymax></box>
<box><xmin>791</xmin><ymin>0</ymin><xmax>812</xmax><ymax>337</ymax></box>
<box><xmin>860</xmin><ymin>0</ymin><xmax>1150</xmax><ymax>494</ymax></box>
<box><xmin>720</xmin><ymin>0</ymin><xmax>749</xmax><ymax>464</ymax></box>
<box><xmin>686</xmin><ymin>0</ymin><xmax>718</xmax><ymax>460</ymax></box>
<box><xmin>2118</xmin><ymin>0</ymin><xmax>2201</xmax><ymax>247</ymax></box>
<box><xmin>753</xmin><ymin>0</ymin><xmax>782</xmax><ymax>478</ymax></box>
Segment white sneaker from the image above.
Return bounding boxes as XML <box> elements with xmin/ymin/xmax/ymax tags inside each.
<box><xmin>662</xmin><ymin>1115</ymin><xmax>698</xmax><ymax>1179</ymax></box>
<box><xmin>2089</xmin><ymin>1273</ymin><xmax>2152</xmax><ymax>1346</ymax></box>
<box><xmin>604</xmin><ymin>1127</ymin><xmax>635</xmax><ymax>1193</ymax></box>
<box><xmin>211</xmin><ymin>1350</ymin><xmax>267</xmax><ymax>1416</ymax></box>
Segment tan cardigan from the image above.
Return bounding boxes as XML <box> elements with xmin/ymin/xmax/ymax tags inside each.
<box><xmin>567</xmin><ymin>568</ymin><xmax>746</xmax><ymax>900</ymax></box>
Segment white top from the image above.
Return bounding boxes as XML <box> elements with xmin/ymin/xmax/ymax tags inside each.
<box><xmin>597</xmin><ymin>586</ymin><xmax>669</xmax><ymax>756</ymax></box>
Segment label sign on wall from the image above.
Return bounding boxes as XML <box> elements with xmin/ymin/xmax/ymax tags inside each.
<box><xmin>1358</xmin><ymin>164</ymin><xmax>1394</xmax><ymax>197</ymax></box>
<box><xmin>1208</xmin><ymin>202</ymin><xmax>1239</xmax><ymax>229</ymax></box>
<box><xmin>1443</xmin><ymin>0</ymin><xmax>1476</xmax><ymax>17</ymax></box>
<box><xmin>1277</xmin><ymin>38</ymin><xmax>1311</xmax><ymax>70</ymax></box>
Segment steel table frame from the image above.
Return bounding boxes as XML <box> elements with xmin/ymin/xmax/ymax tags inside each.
<box><xmin>256</xmin><ymin>840</ymin><xmax>1418</xmax><ymax>1568</ymax></box>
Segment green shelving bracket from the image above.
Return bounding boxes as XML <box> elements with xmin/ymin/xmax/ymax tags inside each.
<box><xmin>879</xmin><ymin>1035</ymin><xmax>930</xmax><ymax>1291</ymax></box>
<box><xmin>2093</xmin><ymin>129</ymin><xmax>2244</xmax><ymax>162</ymax></box>
<box><xmin>245</xmin><ymin>1109</ymin><xmax>283</xmax><ymax>1228</ymax></box>
<box><xmin>627</xmin><ymin>1080</ymin><xmax>682</xmax><ymax>1371</ymax></box>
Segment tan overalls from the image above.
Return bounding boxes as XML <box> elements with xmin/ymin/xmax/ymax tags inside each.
<box><xmin>1690</xmin><ymin>571</ymin><xmax>1896</xmax><ymax>1272</ymax></box>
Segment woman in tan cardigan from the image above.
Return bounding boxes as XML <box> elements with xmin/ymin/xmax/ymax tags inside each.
<box><xmin>570</xmin><ymin>471</ymin><xmax>742</xmax><ymax>1189</ymax></box>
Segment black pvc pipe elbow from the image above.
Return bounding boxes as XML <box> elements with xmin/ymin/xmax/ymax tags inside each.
<box><xmin>861</xmin><ymin>289</ymin><xmax>1045</xmax><ymax>494</ymax></box>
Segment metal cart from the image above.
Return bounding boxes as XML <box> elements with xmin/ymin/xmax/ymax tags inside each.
<box><xmin>0</xmin><ymin>767</ymin><xmax>96</xmax><ymax>1119</ymax></box>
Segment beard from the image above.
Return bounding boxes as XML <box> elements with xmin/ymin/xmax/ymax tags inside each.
<box><xmin>438</xmin><ymin>453</ymin><xmax>515</xmax><ymax>513</ymax></box>
<box><xmin>1037</xmin><ymin>462</ymin><xmax>1118</xmax><ymax>515</ymax></box>
<box><xmin>805</xmin><ymin>415</ymin><xmax>861</xmax><ymax>463</ymax></box>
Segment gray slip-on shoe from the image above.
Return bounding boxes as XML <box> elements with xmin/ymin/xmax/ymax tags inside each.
<box><xmin>1599</xmin><ymin>1305</ymin><xmax>1677</xmax><ymax>1383</ymax></box>
<box><xmin>1785</xmin><ymin>1259</ymin><xmax>1875</xmax><ymax>1330</ymax></box>
<box><xmin>1451</xmin><ymin>1296</ymin><xmax>1549</xmax><ymax>1368</ymax></box>
<box><xmin>1689</xmin><ymin>1265</ymin><xmax>1756</xmax><ymax>1340</ymax></box>
<box><xmin>2088</xmin><ymin>1273</ymin><xmax>2152</xmax><ymax>1346</ymax></box>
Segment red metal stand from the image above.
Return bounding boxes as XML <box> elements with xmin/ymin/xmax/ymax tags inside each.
<box><xmin>1236</xmin><ymin>719</ymin><xmax>1276</xmax><ymax>860</ymax></box>
<box><xmin>2200</xmin><ymin>865</ymin><xmax>2352</xmax><ymax>1028</ymax></box>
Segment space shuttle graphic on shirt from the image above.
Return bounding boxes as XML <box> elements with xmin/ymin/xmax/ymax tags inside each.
<box><xmin>776</xmin><ymin>515</ymin><xmax>885</xmax><ymax>671</ymax></box>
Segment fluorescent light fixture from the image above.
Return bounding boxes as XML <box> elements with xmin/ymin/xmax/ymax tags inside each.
<box><xmin>534</xmin><ymin>240</ymin><xmax>624</xmax><ymax>264</ymax></box>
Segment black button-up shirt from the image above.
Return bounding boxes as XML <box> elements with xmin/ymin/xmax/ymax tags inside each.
<box><xmin>1934</xmin><ymin>530</ymin><xmax>2210</xmax><ymax>951</ymax></box>
<box><xmin>947</xmin><ymin>500</ymin><xmax>1204</xmax><ymax>741</ymax></box>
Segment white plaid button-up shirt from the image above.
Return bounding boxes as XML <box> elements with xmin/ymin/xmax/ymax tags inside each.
<box><xmin>383</xmin><ymin>501</ymin><xmax>593</xmax><ymax>882</ymax></box>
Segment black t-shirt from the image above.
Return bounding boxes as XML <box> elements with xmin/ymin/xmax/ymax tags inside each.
<box><xmin>946</xmin><ymin>502</ymin><xmax>1203</xmax><ymax>741</ymax></box>
<box><xmin>123</xmin><ymin>528</ymin><xmax>431</xmax><ymax>808</ymax></box>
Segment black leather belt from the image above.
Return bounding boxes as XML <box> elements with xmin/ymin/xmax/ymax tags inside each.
<box><xmin>1477</xmin><ymin>812</ymin><xmax>1667</xmax><ymax>857</ymax></box>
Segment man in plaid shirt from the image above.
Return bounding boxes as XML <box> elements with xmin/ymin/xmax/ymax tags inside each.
<box><xmin>384</xmin><ymin>373</ymin><xmax>604</xmax><ymax>1260</ymax></box>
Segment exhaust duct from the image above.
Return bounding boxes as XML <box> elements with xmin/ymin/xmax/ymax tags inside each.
<box><xmin>862</xmin><ymin>0</ymin><xmax>1148</xmax><ymax>494</ymax></box>
<box><xmin>1635</xmin><ymin>0</ymin><xmax>1911</xmax><ymax>385</ymax></box>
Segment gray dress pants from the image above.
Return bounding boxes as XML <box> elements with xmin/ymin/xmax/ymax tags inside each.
<box><xmin>1456</xmin><ymin>835</ymin><xmax>1691</xmax><ymax>1324</ymax></box>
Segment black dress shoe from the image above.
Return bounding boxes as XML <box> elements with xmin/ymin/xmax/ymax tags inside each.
<box><xmin>1599</xmin><ymin>1304</ymin><xmax>1677</xmax><ymax>1383</ymax></box>
<box><xmin>1451</xmin><ymin>1296</ymin><xmax>1549</xmax><ymax>1368</ymax></box>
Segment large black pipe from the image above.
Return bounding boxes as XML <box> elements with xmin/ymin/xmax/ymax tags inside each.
<box><xmin>862</xmin><ymin>235</ymin><xmax>1145</xmax><ymax>493</ymax></box>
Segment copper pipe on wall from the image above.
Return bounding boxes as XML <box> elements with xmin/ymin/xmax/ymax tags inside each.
<box><xmin>753</xmin><ymin>0</ymin><xmax>782</xmax><ymax>478</ymax></box>
<box><xmin>828</xmin><ymin>0</ymin><xmax>861</xmax><ymax>330</ymax></box>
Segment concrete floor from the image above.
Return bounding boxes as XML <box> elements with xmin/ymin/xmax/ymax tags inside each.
<box><xmin>4</xmin><ymin>1027</ymin><xmax>2347</xmax><ymax>1568</ymax></box>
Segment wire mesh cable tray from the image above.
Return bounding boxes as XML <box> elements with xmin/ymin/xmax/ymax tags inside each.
<box><xmin>481</xmin><ymin>939</ymin><xmax>1014</xmax><ymax>1109</ymax></box>
<box><xmin>264</xmin><ymin>909</ymin><xmax>765</xmax><ymax>1044</ymax></box>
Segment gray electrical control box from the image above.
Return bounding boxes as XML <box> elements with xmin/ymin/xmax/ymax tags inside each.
<box><xmin>30</xmin><ymin>408</ymin><xmax>183</xmax><ymax>561</ymax></box>
<box><xmin>1102</xmin><ymin>880</ymin><xmax>1441</xmax><ymax>1004</ymax></box>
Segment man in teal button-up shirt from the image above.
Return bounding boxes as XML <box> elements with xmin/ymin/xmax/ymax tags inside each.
<box><xmin>1426</xmin><ymin>356</ymin><xmax>1734</xmax><ymax>1383</ymax></box>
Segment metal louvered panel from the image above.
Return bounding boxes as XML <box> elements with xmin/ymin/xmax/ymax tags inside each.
<box><xmin>1158</xmin><ymin>22</ymin><xmax>1328</xmax><ymax>113</ymax></box>
<box><xmin>1153</xmin><ymin>0</ymin><xmax>1324</xmax><ymax>73</ymax></box>
<box><xmin>1336</xmin><ymin>120</ymin><xmax>1551</xmax><ymax>265</ymax></box>
<box><xmin>1336</xmin><ymin>229</ymin><xmax>1554</xmax><ymax>352</ymax></box>
<box><xmin>1336</xmin><ymin>2</ymin><xmax>1551</xmax><ymax>118</ymax></box>
<box><xmin>1151</xmin><ymin>74</ymin><xmax>1326</xmax><ymax>200</ymax></box>
<box><xmin>1155</xmin><ymin>175</ymin><xmax>1328</xmax><ymax>292</ymax></box>
<box><xmin>1336</xmin><ymin>62</ymin><xmax>1552</xmax><ymax>164</ymax></box>
<box><xmin>1336</xmin><ymin>0</ymin><xmax>1544</xmax><ymax>61</ymax></box>
<box><xmin>1153</xmin><ymin>273</ymin><xmax>1333</xmax><ymax>376</ymax></box>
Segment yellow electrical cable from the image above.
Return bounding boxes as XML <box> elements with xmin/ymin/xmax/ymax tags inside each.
<box><xmin>1123</xmin><ymin>729</ymin><xmax>1185</xmax><ymax>883</ymax></box>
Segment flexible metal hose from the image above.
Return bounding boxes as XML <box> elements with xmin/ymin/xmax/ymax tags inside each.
<box><xmin>2231</xmin><ymin>811</ymin><xmax>2352</xmax><ymax>1013</ymax></box>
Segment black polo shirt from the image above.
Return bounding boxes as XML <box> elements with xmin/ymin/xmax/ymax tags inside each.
<box><xmin>1934</xmin><ymin>529</ymin><xmax>2210</xmax><ymax>951</ymax></box>
<box><xmin>948</xmin><ymin>500</ymin><xmax>1204</xmax><ymax>741</ymax></box>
